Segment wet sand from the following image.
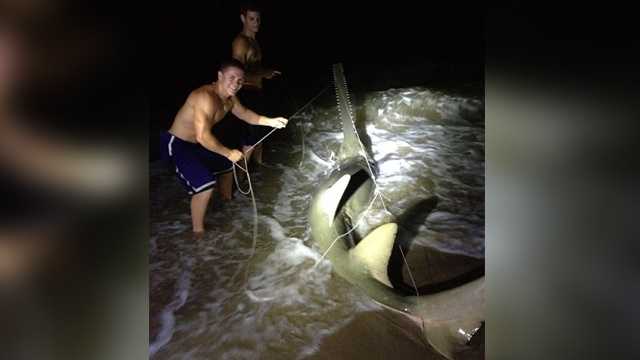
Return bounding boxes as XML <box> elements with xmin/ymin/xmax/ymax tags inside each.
<box><xmin>305</xmin><ymin>309</ymin><xmax>444</xmax><ymax>360</ymax></box>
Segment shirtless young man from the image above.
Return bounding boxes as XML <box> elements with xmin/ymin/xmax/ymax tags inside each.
<box><xmin>160</xmin><ymin>59</ymin><xmax>287</xmax><ymax>233</ymax></box>
<box><xmin>231</xmin><ymin>2</ymin><xmax>281</xmax><ymax>166</ymax></box>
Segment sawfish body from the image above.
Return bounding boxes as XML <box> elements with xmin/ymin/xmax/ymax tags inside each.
<box><xmin>308</xmin><ymin>64</ymin><xmax>484</xmax><ymax>359</ymax></box>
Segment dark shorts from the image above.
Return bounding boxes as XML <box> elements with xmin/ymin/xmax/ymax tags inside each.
<box><xmin>159</xmin><ymin>132</ymin><xmax>233</xmax><ymax>195</ymax></box>
<box><xmin>238</xmin><ymin>89</ymin><xmax>272</xmax><ymax>146</ymax></box>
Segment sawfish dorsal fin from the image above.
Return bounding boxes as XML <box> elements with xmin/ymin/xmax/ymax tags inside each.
<box><xmin>349</xmin><ymin>223</ymin><xmax>398</xmax><ymax>288</ymax></box>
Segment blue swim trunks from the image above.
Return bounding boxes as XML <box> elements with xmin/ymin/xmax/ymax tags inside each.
<box><xmin>159</xmin><ymin>132</ymin><xmax>233</xmax><ymax>195</ymax></box>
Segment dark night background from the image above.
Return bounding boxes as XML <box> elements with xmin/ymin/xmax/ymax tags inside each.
<box><xmin>148</xmin><ymin>1</ymin><xmax>484</xmax><ymax>160</ymax></box>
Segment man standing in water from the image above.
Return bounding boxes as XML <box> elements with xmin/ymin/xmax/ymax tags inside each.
<box><xmin>160</xmin><ymin>59</ymin><xmax>288</xmax><ymax>234</ymax></box>
<box><xmin>232</xmin><ymin>2</ymin><xmax>281</xmax><ymax>165</ymax></box>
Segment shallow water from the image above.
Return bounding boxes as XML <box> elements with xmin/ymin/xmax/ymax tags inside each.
<box><xmin>150</xmin><ymin>84</ymin><xmax>484</xmax><ymax>359</ymax></box>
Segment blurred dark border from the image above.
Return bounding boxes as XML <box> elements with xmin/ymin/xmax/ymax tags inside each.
<box><xmin>487</xmin><ymin>3</ymin><xmax>640</xmax><ymax>359</ymax></box>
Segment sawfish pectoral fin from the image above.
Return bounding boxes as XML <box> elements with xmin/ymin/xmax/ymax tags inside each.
<box><xmin>349</xmin><ymin>223</ymin><xmax>398</xmax><ymax>288</ymax></box>
<box><xmin>318</xmin><ymin>174</ymin><xmax>351</xmax><ymax>220</ymax></box>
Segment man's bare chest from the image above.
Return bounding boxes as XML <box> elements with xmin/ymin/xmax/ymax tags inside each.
<box><xmin>246</xmin><ymin>41</ymin><xmax>262</xmax><ymax>63</ymax></box>
<box><xmin>213</xmin><ymin>98</ymin><xmax>233</xmax><ymax>123</ymax></box>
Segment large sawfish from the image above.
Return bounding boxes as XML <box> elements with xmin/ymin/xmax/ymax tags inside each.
<box><xmin>309</xmin><ymin>64</ymin><xmax>485</xmax><ymax>359</ymax></box>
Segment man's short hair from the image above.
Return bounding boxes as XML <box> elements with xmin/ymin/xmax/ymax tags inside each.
<box><xmin>219</xmin><ymin>59</ymin><xmax>245</xmax><ymax>73</ymax></box>
<box><xmin>240</xmin><ymin>2</ymin><xmax>261</xmax><ymax>15</ymax></box>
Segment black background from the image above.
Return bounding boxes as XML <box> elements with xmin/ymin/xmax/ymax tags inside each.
<box><xmin>147</xmin><ymin>1</ymin><xmax>484</xmax><ymax>160</ymax></box>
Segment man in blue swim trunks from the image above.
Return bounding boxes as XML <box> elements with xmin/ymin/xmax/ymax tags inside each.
<box><xmin>160</xmin><ymin>59</ymin><xmax>288</xmax><ymax>234</ymax></box>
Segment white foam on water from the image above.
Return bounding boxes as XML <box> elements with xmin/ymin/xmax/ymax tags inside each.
<box><xmin>307</xmin><ymin>149</ymin><xmax>334</xmax><ymax>168</ymax></box>
<box><xmin>245</xmin><ymin>216</ymin><xmax>331</xmax><ymax>305</ymax></box>
<box><xmin>427</xmin><ymin>211</ymin><xmax>460</xmax><ymax>222</ymax></box>
<box><xmin>150</xmin><ymin>235</ymin><xmax>158</xmax><ymax>254</ymax></box>
<box><xmin>149</xmin><ymin>260</ymin><xmax>192</xmax><ymax>357</ymax></box>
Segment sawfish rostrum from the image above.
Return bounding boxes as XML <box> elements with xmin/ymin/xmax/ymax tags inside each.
<box><xmin>309</xmin><ymin>64</ymin><xmax>485</xmax><ymax>359</ymax></box>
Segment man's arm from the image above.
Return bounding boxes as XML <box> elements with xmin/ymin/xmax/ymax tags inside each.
<box><xmin>232</xmin><ymin>37</ymin><xmax>263</xmax><ymax>88</ymax></box>
<box><xmin>230</xmin><ymin>96</ymin><xmax>288</xmax><ymax>128</ymax></box>
<box><xmin>231</xmin><ymin>37</ymin><xmax>281</xmax><ymax>87</ymax></box>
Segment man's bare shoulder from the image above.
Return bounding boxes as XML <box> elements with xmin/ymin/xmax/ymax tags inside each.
<box><xmin>187</xmin><ymin>85</ymin><xmax>218</xmax><ymax>111</ymax></box>
<box><xmin>232</xmin><ymin>34</ymin><xmax>250</xmax><ymax>51</ymax></box>
<box><xmin>189</xmin><ymin>85</ymin><xmax>213</xmax><ymax>98</ymax></box>
<box><xmin>233</xmin><ymin>33</ymin><xmax>250</xmax><ymax>45</ymax></box>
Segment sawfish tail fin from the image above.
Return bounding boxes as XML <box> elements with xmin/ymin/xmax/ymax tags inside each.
<box><xmin>423</xmin><ymin>318</ymin><xmax>484</xmax><ymax>359</ymax></box>
<box><xmin>414</xmin><ymin>277</ymin><xmax>485</xmax><ymax>359</ymax></box>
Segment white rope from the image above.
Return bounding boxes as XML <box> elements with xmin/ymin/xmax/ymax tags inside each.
<box><xmin>232</xmin><ymin>161</ymin><xmax>251</xmax><ymax>195</ymax></box>
<box><xmin>290</xmin><ymin>86</ymin><xmax>329</xmax><ymax>120</ymax></box>
<box><xmin>298</xmin><ymin>122</ymin><xmax>305</xmax><ymax>169</ymax></box>
<box><xmin>294</xmin><ymin>86</ymin><xmax>329</xmax><ymax>169</ymax></box>
<box><xmin>225</xmin><ymin>86</ymin><xmax>330</xmax><ymax>293</ymax></box>
<box><xmin>227</xmin><ymin>156</ymin><xmax>258</xmax><ymax>289</ymax></box>
<box><xmin>313</xmin><ymin>192</ymin><xmax>383</xmax><ymax>266</ymax></box>
<box><xmin>398</xmin><ymin>244</ymin><xmax>419</xmax><ymax>297</ymax></box>
<box><xmin>245</xmin><ymin>86</ymin><xmax>329</xmax><ymax>155</ymax></box>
